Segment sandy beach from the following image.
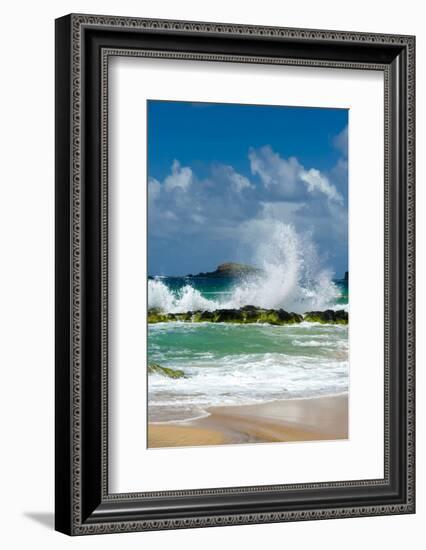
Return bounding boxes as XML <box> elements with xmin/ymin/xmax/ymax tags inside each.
<box><xmin>148</xmin><ymin>394</ymin><xmax>348</xmax><ymax>448</ymax></box>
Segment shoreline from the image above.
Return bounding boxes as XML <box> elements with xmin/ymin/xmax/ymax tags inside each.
<box><xmin>148</xmin><ymin>394</ymin><xmax>348</xmax><ymax>449</ymax></box>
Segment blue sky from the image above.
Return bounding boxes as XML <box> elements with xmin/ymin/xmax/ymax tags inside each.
<box><xmin>148</xmin><ymin>100</ymin><xmax>348</xmax><ymax>277</ymax></box>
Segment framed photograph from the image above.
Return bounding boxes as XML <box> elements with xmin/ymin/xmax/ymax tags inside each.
<box><xmin>55</xmin><ymin>14</ymin><xmax>415</xmax><ymax>535</ymax></box>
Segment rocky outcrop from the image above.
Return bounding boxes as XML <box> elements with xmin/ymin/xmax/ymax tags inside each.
<box><xmin>148</xmin><ymin>310</ymin><xmax>192</xmax><ymax>323</ymax></box>
<box><xmin>188</xmin><ymin>263</ymin><xmax>262</xmax><ymax>279</ymax></box>
<box><xmin>303</xmin><ymin>309</ymin><xmax>348</xmax><ymax>324</ymax></box>
<box><xmin>148</xmin><ymin>306</ymin><xmax>348</xmax><ymax>325</ymax></box>
<box><xmin>148</xmin><ymin>363</ymin><xmax>186</xmax><ymax>378</ymax></box>
<box><xmin>192</xmin><ymin>306</ymin><xmax>303</xmax><ymax>325</ymax></box>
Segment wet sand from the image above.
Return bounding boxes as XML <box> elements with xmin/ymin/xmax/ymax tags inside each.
<box><xmin>148</xmin><ymin>394</ymin><xmax>348</xmax><ymax>448</ymax></box>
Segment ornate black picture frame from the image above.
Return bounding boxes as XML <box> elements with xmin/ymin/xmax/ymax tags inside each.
<box><xmin>55</xmin><ymin>13</ymin><xmax>415</xmax><ymax>535</ymax></box>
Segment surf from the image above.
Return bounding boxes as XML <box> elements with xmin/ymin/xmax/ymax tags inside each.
<box><xmin>148</xmin><ymin>222</ymin><xmax>344</xmax><ymax>314</ymax></box>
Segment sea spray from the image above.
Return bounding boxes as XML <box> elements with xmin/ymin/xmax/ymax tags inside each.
<box><xmin>148</xmin><ymin>222</ymin><xmax>342</xmax><ymax>314</ymax></box>
<box><xmin>148</xmin><ymin>278</ymin><xmax>219</xmax><ymax>313</ymax></box>
<box><xmin>226</xmin><ymin>222</ymin><xmax>340</xmax><ymax>312</ymax></box>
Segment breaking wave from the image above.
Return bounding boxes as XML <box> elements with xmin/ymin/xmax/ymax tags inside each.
<box><xmin>148</xmin><ymin>222</ymin><xmax>343</xmax><ymax>314</ymax></box>
<box><xmin>148</xmin><ymin>279</ymin><xmax>219</xmax><ymax>313</ymax></box>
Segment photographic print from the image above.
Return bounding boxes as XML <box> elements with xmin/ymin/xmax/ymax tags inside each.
<box><xmin>147</xmin><ymin>100</ymin><xmax>349</xmax><ymax>449</ymax></box>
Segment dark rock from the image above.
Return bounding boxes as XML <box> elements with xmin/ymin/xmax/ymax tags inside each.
<box><xmin>147</xmin><ymin>308</ymin><xmax>169</xmax><ymax>323</ymax></box>
<box><xmin>214</xmin><ymin>308</ymin><xmax>245</xmax><ymax>322</ymax></box>
<box><xmin>304</xmin><ymin>309</ymin><xmax>348</xmax><ymax>324</ymax></box>
<box><xmin>243</xmin><ymin>308</ymin><xmax>261</xmax><ymax>323</ymax></box>
<box><xmin>192</xmin><ymin>310</ymin><xmax>215</xmax><ymax>322</ymax></box>
<box><xmin>148</xmin><ymin>363</ymin><xmax>186</xmax><ymax>379</ymax></box>
<box><xmin>148</xmin><ymin>307</ymin><xmax>346</xmax><ymax>325</ymax></box>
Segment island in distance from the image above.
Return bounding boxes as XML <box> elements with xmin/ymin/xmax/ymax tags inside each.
<box><xmin>184</xmin><ymin>263</ymin><xmax>348</xmax><ymax>282</ymax></box>
<box><xmin>185</xmin><ymin>262</ymin><xmax>263</xmax><ymax>279</ymax></box>
<box><xmin>149</xmin><ymin>261</ymin><xmax>347</xmax><ymax>283</ymax></box>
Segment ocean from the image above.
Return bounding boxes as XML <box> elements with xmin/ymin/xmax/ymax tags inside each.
<box><xmin>147</xmin><ymin>274</ymin><xmax>348</xmax><ymax>423</ymax></box>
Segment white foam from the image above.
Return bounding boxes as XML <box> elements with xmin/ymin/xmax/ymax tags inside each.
<box><xmin>148</xmin><ymin>348</ymin><xmax>349</xmax><ymax>421</ymax></box>
<box><xmin>148</xmin><ymin>279</ymin><xmax>219</xmax><ymax>313</ymax></box>
<box><xmin>292</xmin><ymin>339</ymin><xmax>330</xmax><ymax>347</ymax></box>
<box><xmin>148</xmin><ymin>222</ymin><xmax>346</xmax><ymax>314</ymax></box>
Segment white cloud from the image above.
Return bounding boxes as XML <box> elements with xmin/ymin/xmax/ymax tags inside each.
<box><xmin>258</xmin><ymin>201</ymin><xmax>303</xmax><ymax>220</ymax></box>
<box><xmin>147</xmin><ymin>159</ymin><xmax>257</xmax><ymax>242</ymax></box>
<box><xmin>148</xmin><ymin>148</ymin><xmax>347</xmax><ymax>275</ymax></box>
<box><xmin>164</xmin><ymin>159</ymin><xmax>193</xmax><ymax>191</ymax></box>
<box><xmin>333</xmin><ymin>125</ymin><xmax>348</xmax><ymax>157</ymax></box>
<box><xmin>191</xmin><ymin>213</ymin><xmax>205</xmax><ymax>224</ymax></box>
<box><xmin>148</xmin><ymin>177</ymin><xmax>161</xmax><ymax>201</ymax></box>
<box><xmin>163</xmin><ymin>210</ymin><xmax>178</xmax><ymax>221</ymax></box>
<box><xmin>211</xmin><ymin>164</ymin><xmax>254</xmax><ymax>193</ymax></box>
<box><xmin>249</xmin><ymin>145</ymin><xmax>342</xmax><ymax>204</ymax></box>
<box><xmin>299</xmin><ymin>168</ymin><xmax>343</xmax><ymax>204</ymax></box>
<box><xmin>227</xmin><ymin>168</ymin><xmax>253</xmax><ymax>192</ymax></box>
<box><xmin>249</xmin><ymin>146</ymin><xmax>300</xmax><ymax>195</ymax></box>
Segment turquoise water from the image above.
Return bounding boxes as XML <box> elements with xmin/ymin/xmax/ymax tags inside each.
<box><xmin>147</xmin><ymin>276</ymin><xmax>349</xmax><ymax>422</ymax></box>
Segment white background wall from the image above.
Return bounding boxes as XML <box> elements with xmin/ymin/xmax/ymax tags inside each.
<box><xmin>0</xmin><ymin>0</ymin><xmax>422</xmax><ymax>548</ymax></box>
